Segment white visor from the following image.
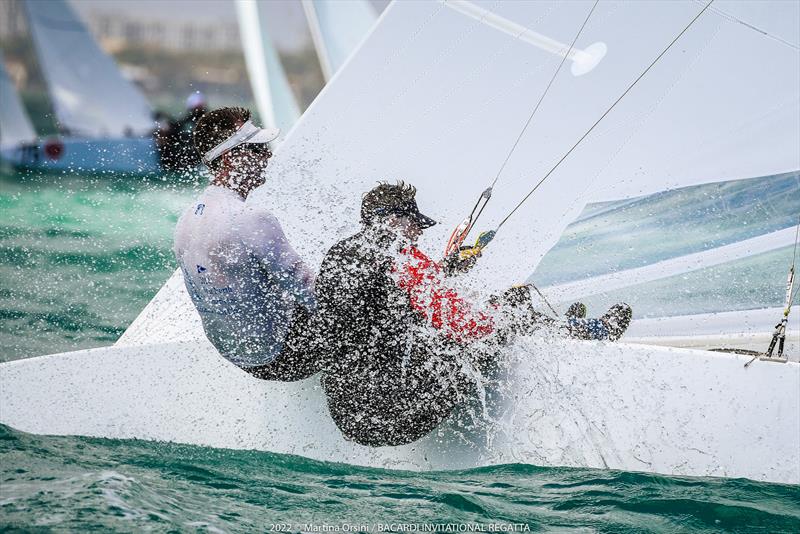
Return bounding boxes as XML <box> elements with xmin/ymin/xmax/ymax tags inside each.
<box><xmin>202</xmin><ymin>119</ymin><xmax>280</xmax><ymax>165</ymax></box>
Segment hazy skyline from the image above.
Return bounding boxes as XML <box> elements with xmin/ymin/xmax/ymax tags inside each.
<box><xmin>69</xmin><ymin>0</ymin><xmax>389</xmax><ymax>52</ymax></box>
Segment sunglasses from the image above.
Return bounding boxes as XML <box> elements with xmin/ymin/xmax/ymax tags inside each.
<box><xmin>234</xmin><ymin>144</ymin><xmax>272</xmax><ymax>158</ymax></box>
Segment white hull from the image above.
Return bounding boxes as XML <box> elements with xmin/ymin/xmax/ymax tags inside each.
<box><xmin>2</xmin><ymin>136</ymin><xmax>160</xmax><ymax>175</ymax></box>
<box><xmin>1</xmin><ymin>337</ymin><xmax>797</xmax><ymax>484</ymax></box>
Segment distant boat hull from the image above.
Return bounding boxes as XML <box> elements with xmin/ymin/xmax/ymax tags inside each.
<box><xmin>1</xmin><ymin>136</ymin><xmax>160</xmax><ymax>175</ymax></box>
<box><xmin>1</xmin><ymin>337</ymin><xmax>797</xmax><ymax>484</ymax></box>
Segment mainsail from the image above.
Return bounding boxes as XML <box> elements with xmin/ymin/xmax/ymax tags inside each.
<box><xmin>235</xmin><ymin>0</ymin><xmax>301</xmax><ymax>134</ymax></box>
<box><xmin>22</xmin><ymin>0</ymin><xmax>153</xmax><ymax>138</ymax></box>
<box><xmin>0</xmin><ymin>51</ymin><xmax>37</xmax><ymax>148</ymax></box>
<box><xmin>126</xmin><ymin>0</ymin><xmax>799</xmax><ymax>343</ymax></box>
<box><xmin>302</xmin><ymin>0</ymin><xmax>377</xmax><ymax>81</ymax></box>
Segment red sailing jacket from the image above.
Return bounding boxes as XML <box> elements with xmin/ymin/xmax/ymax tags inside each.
<box><xmin>393</xmin><ymin>246</ymin><xmax>495</xmax><ymax>343</ymax></box>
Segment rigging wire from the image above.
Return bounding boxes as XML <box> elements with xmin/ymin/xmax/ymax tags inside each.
<box><xmin>694</xmin><ymin>0</ymin><xmax>800</xmax><ymax>52</ymax></box>
<box><xmin>490</xmin><ymin>0</ymin><xmax>601</xmax><ymax>191</ymax></box>
<box><xmin>495</xmin><ymin>0</ymin><xmax>716</xmax><ymax>231</ymax></box>
<box><xmin>453</xmin><ymin>0</ymin><xmax>600</xmax><ymax>249</ymax></box>
<box><xmin>788</xmin><ymin>215</ymin><xmax>800</xmax><ymax>305</ymax></box>
<box><xmin>792</xmin><ymin>214</ymin><xmax>799</xmax><ymax>272</ymax></box>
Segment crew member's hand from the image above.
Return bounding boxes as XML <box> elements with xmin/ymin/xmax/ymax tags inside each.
<box><xmin>442</xmin><ymin>246</ymin><xmax>480</xmax><ymax>275</ymax></box>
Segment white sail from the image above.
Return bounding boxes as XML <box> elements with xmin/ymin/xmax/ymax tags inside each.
<box><xmin>544</xmin><ymin>227</ymin><xmax>799</xmax><ymax>304</ymax></box>
<box><xmin>125</xmin><ymin>0</ymin><xmax>800</xmax><ymax>344</ymax></box>
<box><xmin>0</xmin><ymin>51</ymin><xmax>37</xmax><ymax>148</ymax></box>
<box><xmin>22</xmin><ymin>0</ymin><xmax>153</xmax><ymax>138</ymax></box>
<box><xmin>235</xmin><ymin>0</ymin><xmax>301</xmax><ymax>134</ymax></box>
<box><xmin>302</xmin><ymin>0</ymin><xmax>377</xmax><ymax>81</ymax></box>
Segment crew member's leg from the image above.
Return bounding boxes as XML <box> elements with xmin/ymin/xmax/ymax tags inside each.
<box><xmin>494</xmin><ymin>286</ymin><xmax>632</xmax><ymax>341</ymax></box>
<box><xmin>566</xmin><ymin>302</ymin><xmax>632</xmax><ymax>341</ymax></box>
<box><xmin>246</xmin><ymin>304</ymin><xmax>325</xmax><ymax>381</ymax></box>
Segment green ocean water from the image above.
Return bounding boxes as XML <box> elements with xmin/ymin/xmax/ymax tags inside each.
<box><xmin>2</xmin><ymin>424</ymin><xmax>798</xmax><ymax>532</ymax></box>
<box><xmin>1</xmin><ymin>170</ymin><xmax>799</xmax><ymax>531</ymax></box>
<box><xmin>0</xmin><ymin>170</ymin><xmax>199</xmax><ymax>362</ymax></box>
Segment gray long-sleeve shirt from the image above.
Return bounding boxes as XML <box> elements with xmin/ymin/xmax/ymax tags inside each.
<box><xmin>174</xmin><ymin>185</ymin><xmax>315</xmax><ymax>368</ymax></box>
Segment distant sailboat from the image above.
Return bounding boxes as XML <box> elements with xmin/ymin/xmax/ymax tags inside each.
<box><xmin>0</xmin><ymin>0</ymin><xmax>159</xmax><ymax>174</ymax></box>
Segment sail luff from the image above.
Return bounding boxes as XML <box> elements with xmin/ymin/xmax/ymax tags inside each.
<box><xmin>0</xmin><ymin>51</ymin><xmax>37</xmax><ymax>147</ymax></box>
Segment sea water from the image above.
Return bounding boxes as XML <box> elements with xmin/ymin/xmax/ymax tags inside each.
<box><xmin>1</xmin><ymin>170</ymin><xmax>798</xmax><ymax>531</ymax></box>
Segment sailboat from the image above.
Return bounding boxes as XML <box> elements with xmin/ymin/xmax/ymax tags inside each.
<box><xmin>0</xmin><ymin>0</ymin><xmax>160</xmax><ymax>174</ymax></box>
<box><xmin>1</xmin><ymin>1</ymin><xmax>798</xmax><ymax>484</ymax></box>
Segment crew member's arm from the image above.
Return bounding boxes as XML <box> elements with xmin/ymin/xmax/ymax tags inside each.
<box><xmin>248</xmin><ymin>209</ymin><xmax>316</xmax><ymax>310</ymax></box>
<box><xmin>241</xmin><ymin>210</ymin><xmax>320</xmax><ymax>381</ymax></box>
<box><xmin>395</xmin><ymin>247</ymin><xmax>494</xmax><ymax>343</ymax></box>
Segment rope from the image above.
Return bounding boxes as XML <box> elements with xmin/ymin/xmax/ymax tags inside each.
<box><xmin>553</xmin><ymin>18</ymin><xmax>723</xmax><ymax>236</ymax></box>
<box><xmin>695</xmin><ymin>0</ymin><xmax>800</xmax><ymax>52</ymax></box>
<box><xmin>529</xmin><ymin>282</ymin><xmax>560</xmax><ymax>317</ymax></box>
<box><xmin>495</xmin><ymin>0</ymin><xmax>716</xmax><ymax>231</ymax></box>
<box><xmin>460</xmin><ymin>0</ymin><xmax>600</xmax><ymax>243</ymax></box>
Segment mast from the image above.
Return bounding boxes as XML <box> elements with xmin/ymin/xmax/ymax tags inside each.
<box><xmin>235</xmin><ymin>0</ymin><xmax>301</xmax><ymax>135</ymax></box>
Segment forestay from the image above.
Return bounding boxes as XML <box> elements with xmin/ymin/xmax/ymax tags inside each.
<box><xmin>23</xmin><ymin>0</ymin><xmax>153</xmax><ymax>138</ymax></box>
<box><xmin>129</xmin><ymin>0</ymin><xmax>800</xmax><ymax>343</ymax></box>
<box><xmin>0</xmin><ymin>51</ymin><xmax>37</xmax><ymax>147</ymax></box>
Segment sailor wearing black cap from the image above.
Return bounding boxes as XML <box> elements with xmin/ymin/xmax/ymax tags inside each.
<box><xmin>313</xmin><ymin>181</ymin><xmax>486</xmax><ymax>447</ymax></box>
<box><xmin>314</xmin><ymin>181</ymin><xmax>633</xmax><ymax>447</ymax></box>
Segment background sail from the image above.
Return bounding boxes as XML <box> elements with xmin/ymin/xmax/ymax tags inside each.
<box><xmin>0</xmin><ymin>51</ymin><xmax>37</xmax><ymax>147</ymax></box>
<box><xmin>22</xmin><ymin>0</ymin><xmax>153</xmax><ymax>138</ymax></box>
<box><xmin>126</xmin><ymin>0</ymin><xmax>800</xmax><ymax>344</ymax></box>
<box><xmin>533</xmin><ymin>172</ymin><xmax>800</xmax><ymax>317</ymax></box>
<box><xmin>302</xmin><ymin>0</ymin><xmax>377</xmax><ymax>81</ymax></box>
<box><xmin>235</xmin><ymin>0</ymin><xmax>301</xmax><ymax>135</ymax></box>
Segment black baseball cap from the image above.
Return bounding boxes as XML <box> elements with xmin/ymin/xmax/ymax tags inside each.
<box><xmin>382</xmin><ymin>199</ymin><xmax>437</xmax><ymax>229</ymax></box>
<box><xmin>361</xmin><ymin>182</ymin><xmax>437</xmax><ymax>228</ymax></box>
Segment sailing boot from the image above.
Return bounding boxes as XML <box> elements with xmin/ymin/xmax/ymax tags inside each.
<box><xmin>600</xmin><ymin>303</ymin><xmax>633</xmax><ymax>341</ymax></box>
<box><xmin>566</xmin><ymin>302</ymin><xmax>587</xmax><ymax>320</ymax></box>
<box><xmin>492</xmin><ymin>284</ymin><xmax>554</xmax><ymax>338</ymax></box>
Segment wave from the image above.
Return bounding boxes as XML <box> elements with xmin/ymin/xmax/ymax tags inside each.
<box><xmin>1</xmin><ymin>424</ymin><xmax>798</xmax><ymax>531</ymax></box>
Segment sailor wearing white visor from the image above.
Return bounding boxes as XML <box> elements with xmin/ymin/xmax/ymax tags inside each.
<box><xmin>174</xmin><ymin>107</ymin><xmax>320</xmax><ymax>381</ymax></box>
